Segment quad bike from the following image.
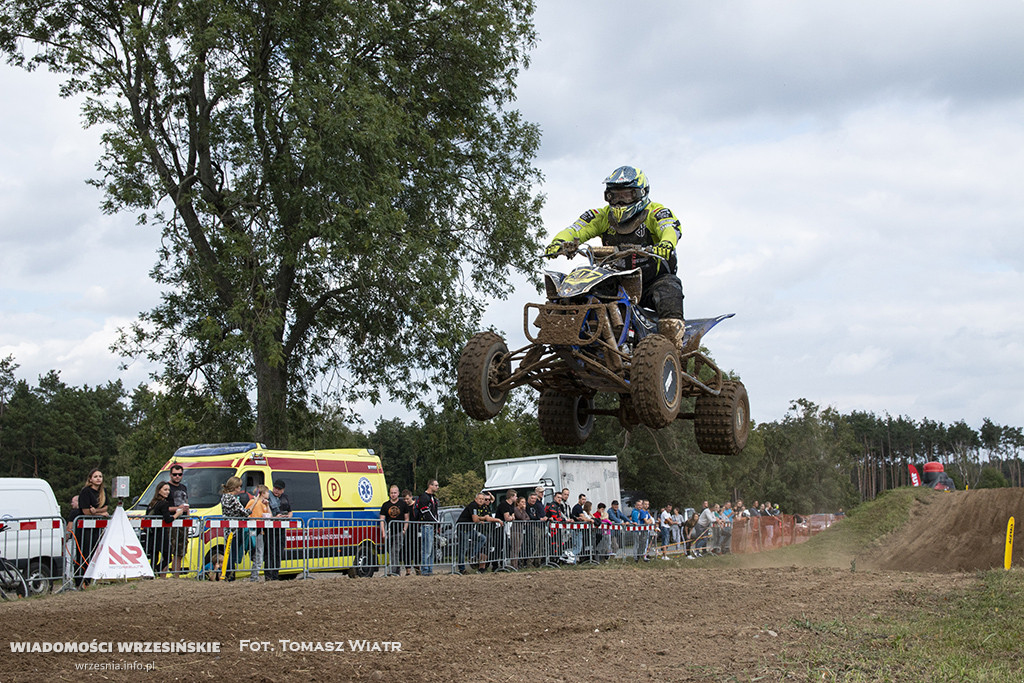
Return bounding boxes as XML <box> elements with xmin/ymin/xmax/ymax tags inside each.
<box><xmin>456</xmin><ymin>243</ymin><xmax>750</xmax><ymax>454</ymax></box>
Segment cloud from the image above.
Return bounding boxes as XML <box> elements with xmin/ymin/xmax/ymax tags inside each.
<box><xmin>2</xmin><ymin>0</ymin><xmax>1023</xmax><ymax>432</ymax></box>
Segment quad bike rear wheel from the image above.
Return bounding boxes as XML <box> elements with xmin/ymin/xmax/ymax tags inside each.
<box><xmin>630</xmin><ymin>335</ymin><xmax>682</xmax><ymax>428</ymax></box>
<box><xmin>694</xmin><ymin>380</ymin><xmax>750</xmax><ymax>455</ymax></box>
<box><xmin>457</xmin><ymin>332</ymin><xmax>511</xmax><ymax>420</ymax></box>
<box><xmin>617</xmin><ymin>394</ymin><xmax>640</xmax><ymax>431</ymax></box>
<box><xmin>538</xmin><ymin>391</ymin><xmax>595</xmax><ymax>446</ymax></box>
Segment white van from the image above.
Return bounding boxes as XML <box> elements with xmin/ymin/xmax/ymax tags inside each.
<box><xmin>0</xmin><ymin>478</ymin><xmax>64</xmax><ymax>594</ymax></box>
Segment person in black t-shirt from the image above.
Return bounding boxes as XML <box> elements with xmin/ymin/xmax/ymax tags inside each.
<box><xmin>379</xmin><ymin>485</ymin><xmax>408</xmax><ymax>576</ymax></box>
<box><xmin>166</xmin><ymin>464</ymin><xmax>190</xmax><ymax>574</ymax></box>
<box><xmin>524</xmin><ymin>491</ymin><xmax>546</xmax><ymax>567</ymax></box>
<box><xmin>416</xmin><ymin>480</ymin><xmax>439</xmax><ymax>575</ymax></box>
<box><xmin>400</xmin><ymin>490</ymin><xmax>417</xmax><ymax>574</ymax></box>
<box><xmin>75</xmin><ymin>468</ymin><xmax>108</xmax><ymax>587</ymax></box>
<box><xmin>455</xmin><ymin>493</ymin><xmax>490</xmax><ymax>573</ymax></box>
<box><xmin>494</xmin><ymin>490</ymin><xmax>518</xmax><ymax>570</ymax></box>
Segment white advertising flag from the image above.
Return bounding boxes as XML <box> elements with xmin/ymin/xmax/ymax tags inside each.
<box><xmin>84</xmin><ymin>506</ymin><xmax>155</xmax><ymax>580</ymax></box>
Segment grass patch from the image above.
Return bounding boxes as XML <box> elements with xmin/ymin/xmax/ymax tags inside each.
<box><xmin>780</xmin><ymin>568</ymin><xmax>1024</xmax><ymax>682</ymax></box>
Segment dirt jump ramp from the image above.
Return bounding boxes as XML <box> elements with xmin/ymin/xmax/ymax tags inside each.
<box><xmin>860</xmin><ymin>488</ymin><xmax>1024</xmax><ymax>573</ymax></box>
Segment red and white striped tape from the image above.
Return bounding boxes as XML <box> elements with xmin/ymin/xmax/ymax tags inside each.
<box><xmin>133</xmin><ymin>518</ymin><xmax>197</xmax><ymax>529</ymax></box>
<box><xmin>547</xmin><ymin>522</ymin><xmax>593</xmax><ymax>530</ymax></box>
<box><xmin>2</xmin><ymin>519</ymin><xmax>63</xmax><ymax>531</ymax></box>
<box><xmin>205</xmin><ymin>519</ymin><xmax>302</xmax><ymax>529</ymax></box>
<box><xmin>76</xmin><ymin>518</ymin><xmax>109</xmax><ymax>529</ymax></box>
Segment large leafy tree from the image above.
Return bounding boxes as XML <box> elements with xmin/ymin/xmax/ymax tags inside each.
<box><xmin>0</xmin><ymin>0</ymin><xmax>544</xmax><ymax>446</ymax></box>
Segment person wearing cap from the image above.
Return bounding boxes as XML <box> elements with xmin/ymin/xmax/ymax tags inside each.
<box><xmin>545</xmin><ymin>165</ymin><xmax>686</xmax><ymax>349</ymax></box>
<box><xmin>265</xmin><ymin>480</ymin><xmax>292</xmax><ymax>580</ymax></box>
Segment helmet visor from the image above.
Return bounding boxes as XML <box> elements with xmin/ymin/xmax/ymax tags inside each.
<box><xmin>605</xmin><ymin>187</ymin><xmax>641</xmax><ymax>206</ymax></box>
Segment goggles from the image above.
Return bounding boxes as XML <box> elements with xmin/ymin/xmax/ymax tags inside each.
<box><xmin>605</xmin><ymin>186</ymin><xmax>642</xmax><ymax>206</ymax></box>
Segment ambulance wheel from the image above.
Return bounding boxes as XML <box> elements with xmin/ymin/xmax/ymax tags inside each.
<box><xmin>349</xmin><ymin>542</ymin><xmax>377</xmax><ymax>578</ymax></box>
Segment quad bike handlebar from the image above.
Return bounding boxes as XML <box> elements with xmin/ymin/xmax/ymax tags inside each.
<box><xmin>546</xmin><ymin>241</ymin><xmax>668</xmax><ymax>267</ymax></box>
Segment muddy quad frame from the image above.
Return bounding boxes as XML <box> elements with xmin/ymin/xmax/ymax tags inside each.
<box><xmin>457</xmin><ymin>244</ymin><xmax>749</xmax><ymax>455</ymax></box>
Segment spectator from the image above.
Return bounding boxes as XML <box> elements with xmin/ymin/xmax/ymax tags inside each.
<box><xmin>478</xmin><ymin>492</ymin><xmax>504</xmax><ymax>572</ymax></box>
<box><xmin>456</xmin><ymin>493</ymin><xmax>490</xmax><ymax>574</ymax></box>
<box><xmin>380</xmin><ymin>484</ymin><xmax>409</xmax><ymax>577</ymax></box>
<box><xmin>66</xmin><ymin>493</ymin><xmax>80</xmax><ymax>539</ymax></box>
<box><xmin>495</xmin><ymin>489</ymin><xmax>518</xmax><ymax>569</ymax></box>
<box><xmin>762</xmin><ymin>501</ymin><xmax>775</xmax><ymax>546</ymax></box>
<box><xmin>416</xmin><ymin>479</ymin><xmax>440</xmax><ymax>576</ymax></box>
<box><xmin>683</xmin><ymin>511</ymin><xmax>698</xmax><ymax>558</ymax></box>
<box><xmin>145</xmin><ymin>481</ymin><xmax>182</xmax><ymax>577</ymax></box>
<box><xmin>534</xmin><ymin>485</ymin><xmax>546</xmax><ymax>503</ymax></box>
<box><xmin>524</xmin><ymin>491</ymin><xmax>546</xmax><ymax>566</ymax></box>
<box><xmin>511</xmin><ymin>496</ymin><xmax>529</xmax><ymax>568</ymax></box>
<box><xmin>715</xmin><ymin>503</ymin><xmax>734</xmax><ymax>554</ymax></box>
<box><xmin>607</xmin><ymin>499</ymin><xmax>626</xmax><ymax>556</ymax></box>
<box><xmin>265</xmin><ymin>480</ymin><xmax>292</xmax><ymax>581</ymax></box>
<box><xmin>166</xmin><ymin>464</ymin><xmax>190</xmax><ymax>575</ymax></box>
<box><xmin>245</xmin><ymin>484</ymin><xmax>271</xmax><ymax>581</ymax></box>
<box><xmin>545</xmin><ymin>491</ymin><xmax>565</xmax><ymax>521</ymax></box>
<box><xmin>658</xmin><ymin>505</ymin><xmax>674</xmax><ymax>559</ymax></box>
<box><xmin>570</xmin><ymin>494</ymin><xmax>590</xmax><ymax>559</ymax></box>
<box><xmin>593</xmin><ymin>502</ymin><xmax>612</xmax><ymax>559</ymax></box>
<box><xmin>402</xmin><ymin>489</ymin><xmax>418</xmax><ymax>575</ymax></box>
<box><xmin>219</xmin><ymin>476</ymin><xmax>248</xmax><ymax>581</ymax></box>
<box><xmin>202</xmin><ymin>553</ymin><xmax>224</xmax><ymax>581</ymax></box>
<box><xmin>671</xmin><ymin>506</ymin><xmax>685</xmax><ymax>548</ymax></box>
<box><xmin>75</xmin><ymin>468</ymin><xmax>109</xmax><ymax>587</ymax></box>
<box><xmin>560</xmin><ymin>488</ymin><xmax>571</xmax><ymax>521</ymax></box>
<box><xmin>631</xmin><ymin>499</ymin><xmax>654</xmax><ymax>561</ymax></box>
<box><xmin>545</xmin><ymin>491</ymin><xmax>567</xmax><ymax>560</ymax></box>
<box><xmin>694</xmin><ymin>503</ymin><xmax>716</xmax><ymax>555</ymax></box>
<box><xmin>608</xmin><ymin>500</ymin><xmax>625</xmax><ymax>524</ymax></box>
<box><xmin>705</xmin><ymin>503</ymin><xmax>719</xmax><ymax>553</ymax></box>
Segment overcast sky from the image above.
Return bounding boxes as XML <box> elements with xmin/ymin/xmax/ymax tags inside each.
<box><xmin>2</xmin><ymin>1</ymin><xmax>1023</xmax><ymax>430</ymax></box>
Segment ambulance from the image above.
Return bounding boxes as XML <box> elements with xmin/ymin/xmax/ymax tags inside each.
<box><xmin>129</xmin><ymin>442</ymin><xmax>387</xmax><ymax>577</ymax></box>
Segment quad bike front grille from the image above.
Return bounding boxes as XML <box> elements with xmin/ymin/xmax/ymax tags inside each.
<box><xmin>524</xmin><ymin>302</ymin><xmax>606</xmax><ymax>346</ymax></box>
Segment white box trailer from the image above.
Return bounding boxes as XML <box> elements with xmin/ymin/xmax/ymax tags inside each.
<box><xmin>483</xmin><ymin>454</ymin><xmax>621</xmax><ymax>507</ymax></box>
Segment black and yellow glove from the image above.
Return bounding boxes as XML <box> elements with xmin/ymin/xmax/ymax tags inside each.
<box><xmin>653</xmin><ymin>240</ymin><xmax>674</xmax><ymax>261</ymax></box>
<box><xmin>545</xmin><ymin>239</ymin><xmax>567</xmax><ymax>258</ymax></box>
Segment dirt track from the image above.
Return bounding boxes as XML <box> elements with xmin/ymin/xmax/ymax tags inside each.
<box><xmin>2</xmin><ymin>489</ymin><xmax>1021</xmax><ymax>681</ymax></box>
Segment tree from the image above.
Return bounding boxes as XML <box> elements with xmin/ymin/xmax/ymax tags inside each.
<box><xmin>1</xmin><ymin>0</ymin><xmax>544</xmax><ymax>447</ymax></box>
<box><xmin>437</xmin><ymin>470</ymin><xmax>484</xmax><ymax>507</ymax></box>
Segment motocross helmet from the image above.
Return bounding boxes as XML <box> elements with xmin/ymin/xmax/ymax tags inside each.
<box><xmin>604</xmin><ymin>165</ymin><xmax>650</xmax><ymax>233</ymax></box>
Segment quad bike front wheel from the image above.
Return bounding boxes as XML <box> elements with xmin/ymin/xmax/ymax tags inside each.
<box><xmin>457</xmin><ymin>332</ymin><xmax>511</xmax><ymax>420</ymax></box>
<box><xmin>694</xmin><ymin>380</ymin><xmax>750</xmax><ymax>455</ymax></box>
<box><xmin>631</xmin><ymin>335</ymin><xmax>683</xmax><ymax>428</ymax></box>
<box><xmin>538</xmin><ymin>391</ymin><xmax>595</xmax><ymax>446</ymax></box>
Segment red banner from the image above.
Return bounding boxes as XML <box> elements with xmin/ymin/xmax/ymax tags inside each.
<box><xmin>908</xmin><ymin>464</ymin><xmax>921</xmax><ymax>487</ymax></box>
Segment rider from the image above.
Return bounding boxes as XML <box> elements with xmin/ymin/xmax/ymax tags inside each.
<box><xmin>544</xmin><ymin>165</ymin><xmax>686</xmax><ymax>347</ymax></box>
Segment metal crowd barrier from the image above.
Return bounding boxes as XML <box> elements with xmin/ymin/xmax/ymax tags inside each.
<box><xmin>204</xmin><ymin>517</ymin><xmax>305</xmax><ymax>581</ymax></box>
<box><xmin>135</xmin><ymin>516</ymin><xmax>200</xmax><ymax>578</ymax></box>
<box><xmin>0</xmin><ymin>516</ymin><xmax>65</xmax><ymax>595</ymax></box>
<box><xmin>384</xmin><ymin>520</ymin><xmax>458</xmax><ymax>576</ymax></box>
<box><xmin>7</xmin><ymin>508</ymin><xmax>844</xmax><ymax>599</ymax></box>
<box><xmin>305</xmin><ymin>517</ymin><xmax>380</xmax><ymax>577</ymax></box>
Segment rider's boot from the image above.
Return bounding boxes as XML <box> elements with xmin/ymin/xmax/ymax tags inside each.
<box><xmin>658</xmin><ymin>317</ymin><xmax>686</xmax><ymax>353</ymax></box>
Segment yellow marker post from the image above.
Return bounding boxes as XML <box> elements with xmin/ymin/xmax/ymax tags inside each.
<box><xmin>220</xmin><ymin>532</ymin><xmax>234</xmax><ymax>581</ymax></box>
<box><xmin>1006</xmin><ymin>517</ymin><xmax>1015</xmax><ymax>571</ymax></box>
